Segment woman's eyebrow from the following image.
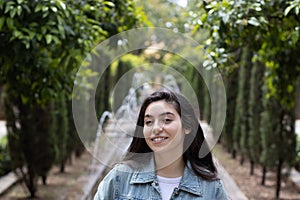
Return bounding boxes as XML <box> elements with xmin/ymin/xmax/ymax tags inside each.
<box><xmin>144</xmin><ymin>112</ymin><xmax>175</xmax><ymax>118</ymax></box>
<box><xmin>160</xmin><ymin>112</ymin><xmax>175</xmax><ymax>117</ymax></box>
<box><xmin>144</xmin><ymin>114</ymin><xmax>152</xmax><ymax>118</ymax></box>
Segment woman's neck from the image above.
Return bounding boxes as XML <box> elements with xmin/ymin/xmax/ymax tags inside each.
<box><xmin>155</xmin><ymin>154</ymin><xmax>185</xmax><ymax>178</ymax></box>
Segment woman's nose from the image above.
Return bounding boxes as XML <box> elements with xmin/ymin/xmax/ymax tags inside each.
<box><xmin>152</xmin><ymin>120</ymin><xmax>163</xmax><ymax>133</ymax></box>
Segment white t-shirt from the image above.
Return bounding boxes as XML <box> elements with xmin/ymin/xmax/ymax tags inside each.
<box><xmin>157</xmin><ymin>175</ymin><xmax>182</xmax><ymax>200</ymax></box>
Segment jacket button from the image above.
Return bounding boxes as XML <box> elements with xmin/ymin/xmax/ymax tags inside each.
<box><xmin>152</xmin><ymin>182</ymin><xmax>158</xmax><ymax>187</ymax></box>
<box><xmin>174</xmin><ymin>188</ymin><xmax>179</xmax><ymax>195</ymax></box>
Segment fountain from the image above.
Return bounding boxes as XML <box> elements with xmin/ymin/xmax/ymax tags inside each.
<box><xmin>91</xmin><ymin>111</ymin><xmax>112</xmax><ymax>167</ymax></box>
<box><xmin>91</xmin><ymin>73</ymin><xmax>144</xmax><ymax>167</ymax></box>
<box><xmin>115</xmin><ymin>87</ymin><xmax>138</xmax><ymax>123</ymax></box>
<box><xmin>162</xmin><ymin>74</ymin><xmax>181</xmax><ymax>93</ymax></box>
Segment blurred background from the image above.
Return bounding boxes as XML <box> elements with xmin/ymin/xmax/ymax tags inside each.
<box><xmin>0</xmin><ymin>0</ymin><xmax>300</xmax><ymax>199</ymax></box>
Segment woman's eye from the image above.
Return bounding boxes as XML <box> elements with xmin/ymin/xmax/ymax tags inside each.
<box><xmin>163</xmin><ymin>118</ymin><xmax>172</xmax><ymax>124</ymax></box>
<box><xmin>145</xmin><ymin>121</ymin><xmax>153</xmax><ymax>126</ymax></box>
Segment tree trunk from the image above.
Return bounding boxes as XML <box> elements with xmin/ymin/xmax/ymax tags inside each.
<box><xmin>275</xmin><ymin>159</ymin><xmax>283</xmax><ymax>199</ymax></box>
<box><xmin>232</xmin><ymin>149</ymin><xmax>236</xmax><ymax>159</ymax></box>
<box><xmin>240</xmin><ymin>155</ymin><xmax>244</xmax><ymax>166</ymax></box>
<box><xmin>26</xmin><ymin>166</ymin><xmax>37</xmax><ymax>198</ymax></box>
<box><xmin>75</xmin><ymin>146</ymin><xmax>84</xmax><ymax>158</ymax></box>
<box><xmin>250</xmin><ymin>160</ymin><xmax>254</xmax><ymax>175</ymax></box>
<box><xmin>42</xmin><ymin>175</ymin><xmax>47</xmax><ymax>185</ymax></box>
<box><xmin>261</xmin><ymin>165</ymin><xmax>266</xmax><ymax>185</ymax></box>
<box><xmin>60</xmin><ymin>162</ymin><xmax>65</xmax><ymax>173</ymax></box>
<box><xmin>68</xmin><ymin>154</ymin><xmax>73</xmax><ymax>165</ymax></box>
<box><xmin>227</xmin><ymin>146</ymin><xmax>231</xmax><ymax>154</ymax></box>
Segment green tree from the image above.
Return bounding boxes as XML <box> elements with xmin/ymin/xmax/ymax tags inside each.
<box><xmin>238</xmin><ymin>48</ymin><xmax>252</xmax><ymax>166</ymax></box>
<box><xmin>54</xmin><ymin>92</ymin><xmax>68</xmax><ymax>173</ymax></box>
<box><xmin>66</xmin><ymin>98</ymin><xmax>85</xmax><ymax>159</ymax></box>
<box><xmin>3</xmin><ymin>87</ymin><xmax>57</xmax><ymax>194</ymax></box>
<box><xmin>223</xmin><ymin>66</ymin><xmax>239</xmax><ymax>154</ymax></box>
<box><xmin>135</xmin><ymin>0</ymin><xmax>189</xmax><ymax>32</ymax></box>
<box><xmin>248</xmin><ymin>61</ymin><xmax>265</xmax><ymax>179</ymax></box>
<box><xmin>232</xmin><ymin>47</ymin><xmax>251</xmax><ymax>162</ymax></box>
<box><xmin>0</xmin><ymin>0</ymin><xmax>144</xmax><ymax>197</ymax></box>
<box><xmin>196</xmin><ymin>0</ymin><xmax>300</xmax><ymax>197</ymax></box>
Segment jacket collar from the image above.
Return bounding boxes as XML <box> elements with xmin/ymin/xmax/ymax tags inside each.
<box><xmin>129</xmin><ymin>158</ymin><xmax>203</xmax><ymax>197</ymax></box>
<box><xmin>130</xmin><ymin>155</ymin><xmax>156</xmax><ymax>184</ymax></box>
<box><xmin>178</xmin><ymin>165</ymin><xmax>203</xmax><ymax>196</ymax></box>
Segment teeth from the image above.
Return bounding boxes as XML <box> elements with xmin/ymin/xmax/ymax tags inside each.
<box><xmin>152</xmin><ymin>137</ymin><xmax>167</xmax><ymax>142</ymax></box>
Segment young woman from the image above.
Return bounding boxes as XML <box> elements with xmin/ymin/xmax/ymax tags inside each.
<box><xmin>94</xmin><ymin>89</ymin><xmax>228</xmax><ymax>200</ymax></box>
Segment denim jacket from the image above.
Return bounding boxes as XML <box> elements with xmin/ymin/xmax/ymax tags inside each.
<box><xmin>94</xmin><ymin>157</ymin><xmax>228</xmax><ymax>200</ymax></box>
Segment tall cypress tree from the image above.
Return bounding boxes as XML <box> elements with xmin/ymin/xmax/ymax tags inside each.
<box><xmin>66</xmin><ymin>99</ymin><xmax>85</xmax><ymax>160</ymax></box>
<box><xmin>239</xmin><ymin>48</ymin><xmax>252</xmax><ymax>165</ymax></box>
<box><xmin>260</xmin><ymin>86</ymin><xmax>297</xmax><ymax>198</ymax></box>
<box><xmin>36</xmin><ymin>103</ymin><xmax>57</xmax><ymax>185</ymax></box>
<box><xmin>54</xmin><ymin>92</ymin><xmax>68</xmax><ymax>173</ymax></box>
<box><xmin>232</xmin><ymin>47</ymin><xmax>251</xmax><ymax>162</ymax></box>
<box><xmin>248</xmin><ymin>62</ymin><xmax>265</xmax><ymax>177</ymax></box>
<box><xmin>260</xmin><ymin>95</ymin><xmax>281</xmax><ymax>194</ymax></box>
<box><xmin>223</xmin><ymin>67</ymin><xmax>239</xmax><ymax>154</ymax></box>
<box><xmin>3</xmin><ymin>86</ymin><xmax>56</xmax><ymax>193</ymax></box>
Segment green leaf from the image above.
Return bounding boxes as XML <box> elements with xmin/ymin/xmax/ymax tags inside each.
<box><xmin>287</xmin><ymin>84</ymin><xmax>294</xmax><ymax>93</ymax></box>
<box><xmin>42</xmin><ymin>12</ymin><xmax>49</xmax><ymax>18</ymax></box>
<box><xmin>6</xmin><ymin>18</ymin><xmax>14</xmax><ymax>30</ymax></box>
<box><xmin>0</xmin><ymin>17</ymin><xmax>5</xmax><ymax>31</ymax></box>
<box><xmin>50</xmin><ymin>6</ymin><xmax>58</xmax><ymax>12</ymax></box>
<box><xmin>289</xmin><ymin>27</ymin><xmax>299</xmax><ymax>45</ymax></box>
<box><xmin>10</xmin><ymin>8</ymin><xmax>17</xmax><ymax>18</ymax></box>
<box><xmin>24</xmin><ymin>41</ymin><xmax>30</xmax><ymax>49</ymax></box>
<box><xmin>248</xmin><ymin>17</ymin><xmax>260</xmax><ymax>26</ymax></box>
<box><xmin>4</xmin><ymin>2</ymin><xmax>15</xmax><ymax>14</ymax></box>
<box><xmin>41</xmin><ymin>26</ymin><xmax>47</xmax><ymax>34</ymax></box>
<box><xmin>16</xmin><ymin>5</ymin><xmax>22</xmax><ymax>16</ymax></box>
<box><xmin>23</xmin><ymin>5</ymin><xmax>30</xmax><ymax>13</ymax></box>
<box><xmin>52</xmin><ymin>35</ymin><xmax>59</xmax><ymax>44</ymax></box>
<box><xmin>45</xmin><ymin>34</ymin><xmax>52</xmax><ymax>44</ymax></box>
<box><xmin>0</xmin><ymin>1</ymin><xmax>4</xmax><ymax>10</ymax></box>
<box><xmin>34</xmin><ymin>4</ymin><xmax>43</xmax><ymax>12</ymax></box>
<box><xmin>13</xmin><ymin>30</ymin><xmax>22</xmax><ymax>38</ymax></box>
<box><xmin>42</xmin><ymin>6</ymin><xmax>49</xmax><ymax>12</ymax></box>
<box><xmin>284</xmin><ymin>5</ymin><xmax>294</xmax><ymax>16</ymax></box>
<box><xmin>57</xmin><ymin>0</ymin><xmax>66</xmax><ymax>10</ymax></box>
<box><xmin>21</xmin><ymin>94</ymin><xmax>29</xmax><ymax>104</ymax></box>
<box><xmin>104</xmin><ymin>1</ymin><xmax>115</xmax><ymax>8</ymax></box>
<box><xmin>27</xmin><ymin>30</ymin><xmax>35</xmax><ymax>40</ymax></box>
<box><xmin>58</xmin><ymin>25</ymin><xmax>65</xmax><ymax>37</ymax></box>
<box><xmin>296</xmin><ymin>6</ymin><xmax>299</xmax><ymax>15</ymax></box>
<box><xmin>36</xmin><ymin>34</ymin><xmax>42</xmax><ymax>41</ymax></box>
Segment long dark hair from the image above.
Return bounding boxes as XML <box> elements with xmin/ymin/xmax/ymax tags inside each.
<box><xmin>124</xmin><ymin>89</ymin><xmax>218</xmax><ymax>180</ymax></box>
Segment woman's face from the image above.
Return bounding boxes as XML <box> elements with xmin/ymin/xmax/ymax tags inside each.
<box><xmin>143</xmin><ymin>100</ymin><xmax>188</xmax><ymax>153</ymax></box>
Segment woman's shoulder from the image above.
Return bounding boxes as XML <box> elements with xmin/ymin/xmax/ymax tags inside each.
<box><xmin>104</xmin><ymin>162</ymin><xmax>139</xmax><ymax>179</ymax></box>
<box><xmin>112</xmin><ymin>163</ymin><xmax>135</xmax><ymax>173</ymax></box>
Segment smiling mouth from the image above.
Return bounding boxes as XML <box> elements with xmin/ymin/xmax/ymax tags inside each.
<box><xmin>151</xmin><ymin>137</ymin><xmax>168</xmax><ymax>142</ymax></box>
